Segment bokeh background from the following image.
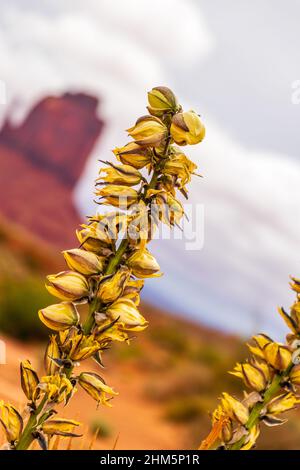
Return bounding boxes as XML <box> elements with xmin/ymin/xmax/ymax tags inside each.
<box><xmin>0</xmin><ymin>0</ymin><xmax>300</xmax><ymax>449</ymax></box>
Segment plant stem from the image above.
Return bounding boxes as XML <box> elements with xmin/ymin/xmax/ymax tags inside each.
<box><xmin>15</xmin><ymin>396</ymin><xmax>47</xmax><ymax>450</ymax></box>
<box><xmin>229</xmin><ymin>364</ymin><xmax>292</xmax><ymax>450</ymax></box>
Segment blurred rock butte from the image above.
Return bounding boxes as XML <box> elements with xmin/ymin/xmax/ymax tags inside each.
<box><xmin>0</xmin><ymin>93</ymin><xmax>103</xmax><ymax>252</ymax></box>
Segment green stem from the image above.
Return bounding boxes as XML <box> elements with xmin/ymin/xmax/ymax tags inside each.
<box><xmin>229</xmin><ymin>364</ymin><xmax>293</xmax><ymax>450</ymax></box>
<box><xmin>15</xmin><ymin>396</ymin><xmax>47</xmax><ymax>450</ymax></box>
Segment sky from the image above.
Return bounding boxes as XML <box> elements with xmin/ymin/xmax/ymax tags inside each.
<box><xmin>0</xmin><ymin>0</ymin><xmax>300</xmax><ymax>339</ymax></box>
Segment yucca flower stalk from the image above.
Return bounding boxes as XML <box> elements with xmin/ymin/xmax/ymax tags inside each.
<box><xmin>200</xmin><ymin>277</ymin><xmax>300</xmax><ymax>450</ymax></box>
<box><xmin>0</xmin><ymin>86</ymin><xmax>205</xmax><ymax>450</ymax></box>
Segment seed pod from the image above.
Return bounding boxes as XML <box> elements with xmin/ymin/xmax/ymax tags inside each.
<box><xmin>127</xmin><ymin>115</ymin><xmax>167</xmax><ymax>147</ymax></box>
<box><xmin>0</xmin><ymin>402</ymin><xmax>23</xmax><ymax>444</ymax></box>
<box><xmin>78</xmin><ymin>372</ymin><xmax>118</xmax><ymax>406</ymax></box>
<box><xmin>98</xmin><ymin>163</ymin><xmax>143</xmax><ymax>186</ymax></box>
<box><xmin>20</xmin><ymin>360</ymin><xmax>40</xmax><ymax>402</ymax></box>
<box><xmin>97</xmin><ymin>267</ymin><xmax>131</xmax><ymax>304</ymax></box>
<box><xmin>127</xmin><ymin>249</ymin><xmax>161</xmax><ymax>278</ymax></box>
<box><xmin>97</xmin><ymin>185</ymin><xmax>139</xmax><ymax>209</ymax></box>
<box><xmin>106</xmin><ymin>297</ymin><xmax>148</xmax><ymax>331</ymax></box>
<box><xmin>63</xmin><ymin>249</ymin><xmax>105</xmax><ymax>276</ymax></box>
<box><xmin>113</xmin><ymin>142</ymin><xmax>151</xmax><ymax>169</ymax></box>
<box><xmin>44</xmin><ymin>335</ymin><xmax>61</xmax><ymax>375</ymax></box>
<box><xmin>46</xmin><ymin>270</ymin><xmax>90</xmax><ymax>301</ymax></box>
<box><xmin>267</xmin><ymin>392</ymin><xmax>300</xmax><ymax>415</ymax></box>
<box><xmin>263</xmin><ymin>342</ymin><xmax>292</xmax><ymax>371</ymax></box>
<box><xmin>171</xmin><ymin>111</ymin><xmax>205</xmax><ymax>145</ymax></box>
<box><xmin>221</xmin><ymin>393</ymin><xmax>249</xmax><ymax>425</ymax></box>
<box><xmin>147</xmin><ymin>86</ymin><xmax>179</xmax><ymax>117</ymax></box>
<box><xmin>42</xmin><ymin>418</ymin><xmax>81</xmax><ymax>437</ymax></box>
<box><xmin>38</xmin><ymin>302</ymin><xmax>79</xmax><ymax>331</ymax></box>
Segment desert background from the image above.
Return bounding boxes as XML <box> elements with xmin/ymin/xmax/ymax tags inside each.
<box><xmin>0</xmin><ymin>0</ymin><xmax>300</xmax><ymax>449</ymax></box>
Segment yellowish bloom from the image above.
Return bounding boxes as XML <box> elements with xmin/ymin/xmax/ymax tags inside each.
<box><xmin>127</xmin><ymin>115</ymin><xmax>167</xmax><ymax>147</ymax></box>
<box><xmin>39</xmin><ymin>373</ymin><xmax>74</xmax><ymax>404</ymax></box>
<box><xmin>263</xmin><ymin>342</ymin><xmax>292</xmax><ymax>371</ymax></box>
<box><xmin>230</xmin><ymin>362</ymin><xmax>267</xmax><ymax>392</ymax></box>
<box><xmin>170</xmin><ymin>110</ymin><xmax>205</xmax><ymax>145</ymax></box>
<box><xmin>20</xmin><ymin>360</ymin><xmax>39</xmax><ymax>402</ymax></box>
<box><xmin>267</xmin><ymin>392</ymin><xmax>300</xmax><ymax>415</ymax></box>
<box><xmin>46</xmin><ymin>270</ymin><xmax>90</xmax><ymax>301</ymax></box>
<box><xmin>221</xmin><ymin>393</ymin><xmax>249</xmax><ymax>425</ymax></box>
<box><xmin>42</xmin><ymin>418</ymin><xmax>81</xmax><ymax>437</ymax></box>
<box><xmin>97</xmin><ymin>185</ymin><xmax>139</xmax><ymax>209</ymax></box>
<box><xmin>0</xmin><ymin>402</ymin><xmax>23</xmax><ymax>444</ymax></box>
<box><xmin>149</xmin><ymin>189</ymin><xmax>184</xmax><ymax>226</ymax></box>
<box><xmin>113</xmin><ymin>142</ymin><xmax>151</xmax><ymax>169</ymax></box>
<box><xmin>44</xmin><ymin>335</ymin><xmax>61</xmax><ymax>375</ymax></box>
<box><xmin>122</xmin><ymin>278</ymin><xmax>144</xmax><ymax>306</ymax></box>
<box><xmin>38</xmin><ymin>302</ymin><xmax>79</xmax><ymax>331</ymax></box>
<box><xmin>290</xmin><ymin>276</ymin><xmax>300</xmax><ymax>294</ymax></box>
<box><xmin>147</xmin><ymin>86</ymin><xmax>179</xmax><ymax>117</ymax></box>
<box><xmin>68</xmin><ymin>334</ymin><xmax>101</xmax><ymax>361</ymax></box>
<box><xmin>63</xmin><ymin>248</ymin><xmax>105</xmax><ymax>275</ymax></box>
<box><xmin>79</xmin><ymin>372</ymin><xmax>118</xmax><ymax>406</ymax></box>
<box><xmin>106</xmin><ymin>297</ymin><xmax>148</xmax><ymax>331</ymax></box>
<box><xmin>162</xmin><ymin>148</ymin><xmax>197</xmax><ymax>188</ymax></box>
<box><xmin>98</xmin><ymin>163</ymin><xmax>143</xmax><ymax>186</ymax></box>
<box><xmin>247</xmin><ymin>334</ymin><xmax>273</xmax><ymax>359</ymax></box>
<box><xmin>127</xmin><ymin>249</ymin><xmax>161</xmax><ymax>278</ymax></box>
<box><xmin>97</xmin><ymin>266</ymin><xmax>131</xmax><ymax>304</ymax></box>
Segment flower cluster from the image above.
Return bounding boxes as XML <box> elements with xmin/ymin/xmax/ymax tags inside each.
<box><xmin>0</xmin><ymin>86</ymin><xmax>205</xmax><ymax>450</ymax></box>
<box><xmin>200</xmin><ymin>277</ymin><xmax>300</xmax><ymax>450</ymax></box>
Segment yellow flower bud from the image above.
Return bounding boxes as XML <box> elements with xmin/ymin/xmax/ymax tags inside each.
<box><xmin>68</xmin><ymin>334</ymin><xmax>100</xmax><ymax>361</ymax></box>
<box><xmin>113</xmin><ymin>142</ymin><xmax>151</xmax><ymax>169</ymax></box>
<box><xmin>263</xmin><ymin>342</ymin><xmax>292</xmax><ymax>371</ymax></box>
<box><xmin>122</xmin><ymin>278</ymin><xmax>144</xmax><ymax>306</ymax></box>
<box><xmin>97</xmin><ymin>266</ymin><xmax>131</xmax><ymax>304</ymax></box>
<box><xmin>97</xmin><ymin>185</ymin><xmax>139</xmax><ymax>209</ymax></box>
<box><xmin>42</xmin><ymin>418</ymin><xmax>81</xmax><ymax>437</ymax></box>
<box><xmin>170</xmin><ymin>111</ymin><xmax>205</xmax><ymax>145</ymax></box>
<box><xmin>46</xmin><ymin>271</ymin><xmax>90</xmax><ymax>301</ymax></box>
<box><xmin>147</xmin><ymin>86</ymin><xmax>179</xmax><ymax>117</ymax></box>
<box><xmin>98</xmin><ymin>163</ymin><xmax>143</xmax><ymax>186</ymax></box>
<box><xmin>78</xmin><ymin>372</ymin><xmax>118</xmax><ymax>406</ymax></box>
<box><xmin>221</xmin><ymin>393</ymin><xmax>249</xmax><ymax>425</ymax></box>
<box><xmin>44</xmin><ymin>335</ymin><xmax>61</xmax><ymax>375</ymax></box>
<box><xmin>289</xmin><ymin>364</ymin><xmax>300</xmax><ymax>386</ymax></box>
<box><xmin>38</xmin><ymin>302</ymin><xmax>79</xmax><ymax>331</ymax></box>
<box><xmin>63</xmin><ymin>249</ymin><xmax>105</xmax><ymax>275</ymax></box>
<box><xmin>127</xmin><ymin>115</ymin><xmax>167</xmax><ymax>147</ymax></box>
<box><xmin>267</xmin><ymin>392</ymin><xmax>300</xmax><ymax>415</ymax></box>
<box><xmin>247</xmin><ymin>334</ymin><xmax>273</xmax><ymax>359</ymax></box>
<box><xmin>162</xmin><ymin>148</ymin><xmax>197</xmax><ymax>188</ymax></box>
<box><xmin>230</xmin><ymin>362</ymin><xmax>267</xmax><ymax>392</ymax></box>
<box><xmin>20</xmin><ymin>360</ymin><xmax>40</xmax><ymax>402</ymax></box>
<box><xmin>240</xmin><ymin>425</ymin><xmax>260</xmax><ymax>450</ymax></box>
<box><xmin>127</xmin><ymin>249</ymin><xmax>161</xmax><ymax>278</ymax></box>
<box><xmin>106</xmin><ymin>298</ymin><xmax>148</xmax><ymax>331</ymax></box>
<box><xmin>39</xmin><ymin>373</ymin><xmax>74</xmax><ymax>404</ymax></box>
<box><xmin>149</xmin><ymin>189</ymin><xmax>184</xmax><ymax>226</ymax></box>
<box><xmin>0</xmin><ymin>402</ymin><xmax>23</xmax><ymax>444</ymax></box>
